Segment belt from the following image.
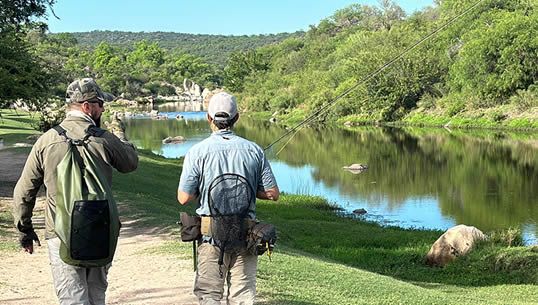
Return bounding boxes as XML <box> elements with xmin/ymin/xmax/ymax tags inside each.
<box><xmin>200</xmin><ymin>216</ymin><xmax>256</xmax><ymax>236</ymax></box>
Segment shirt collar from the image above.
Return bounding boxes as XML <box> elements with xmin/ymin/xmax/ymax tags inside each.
<box><xmin>212</xmin><ymin>129</ymin><xmax>234</xmax><ymax>136</ymax></box>
<box><xmin>66</xmin><ymin>110</ymin><xmax>96</xmax><ymax>126</ymax></box>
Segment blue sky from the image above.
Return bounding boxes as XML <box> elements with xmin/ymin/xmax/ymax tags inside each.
<box><xmin>45</xmin><ymin>1</ymin><xmax>434</xmax><ymax>35</ymax></box>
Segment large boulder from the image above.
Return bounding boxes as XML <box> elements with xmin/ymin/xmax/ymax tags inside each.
<box><xmin>425</xmin><ymin>224</ymin><xmax>486</xmax><ymax>267</ymax></box>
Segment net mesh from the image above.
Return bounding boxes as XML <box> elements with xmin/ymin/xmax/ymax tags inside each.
<box><xmin>208</xmin><ymin>174</ymin><xmax>253</xmax><ymax>251</ymax></box>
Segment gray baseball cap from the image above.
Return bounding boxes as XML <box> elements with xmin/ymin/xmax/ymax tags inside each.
<box><xmin>208</xmin><ymin>92</ymin><xmax>238</xmax><ymax>121</ymax></box>
<box><xmin>65</xmin><ymin>78</ymin><xmax>107</xmax><ymax>103</ymax></box>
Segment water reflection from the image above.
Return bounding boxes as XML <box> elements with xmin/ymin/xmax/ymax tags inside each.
<box><xmin>125</xmin><ymin>113</ymin><xmax>538</xmax><ymax>244</ymax></box>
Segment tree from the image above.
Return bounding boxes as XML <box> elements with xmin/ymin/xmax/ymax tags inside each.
<box><xmin>0</xmin><ymin>0</ymin><xmax>56</xmax><ymax>109</ymax></box>
<box><xmin>223</xmin><ymin>50</ymin><xmax>269</xmax><ymax>92</ymax></box>
<box><xmin>448</xmin><ymin>6</ymin><xmax>538</xmax><ymax>104</ymax></box>
<box><xmin>0</xmin><ymin>0</ymin><xmax>56</xmax><ymax>31</ymax></box>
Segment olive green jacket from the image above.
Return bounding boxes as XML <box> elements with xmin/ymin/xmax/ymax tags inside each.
<box><xmin>13</xmin><ymin>115</ymin><xmax>138</xmax><ymax>239</ymax></box>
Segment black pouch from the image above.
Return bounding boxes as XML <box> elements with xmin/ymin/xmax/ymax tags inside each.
<box><xmin>70</xmin><ymin>200</ymin><xmax>110</xmax><ymax>260</ymax></box>
<box><xmin>246</xmin><ymin>222</ymin><xmax>277</xmax><ymax>256</ymax></box>
<box><xmin>179</xmin><ymin>212</ymin><xmax>202</xmax><ymax>242</ymax></box>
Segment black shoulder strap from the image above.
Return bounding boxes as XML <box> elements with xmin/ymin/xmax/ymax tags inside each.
<box><xmin>53</xmin><ymin>125</ymin><xmax>68</xmax><ymax>140</ymax></box>
<box><xmin>86</xmin><ymin>125</ymin><xmax>106</xmax><ymax>137</ymax></box>
<box><xmin>53</xmin><ymin>125</ymin><xmax>105</xmax><ymax>143</ymax></box>
<box><xmin>82</xmin><ymin>125</ymin><xmax>106</xmax><ymax>142</ymax></box>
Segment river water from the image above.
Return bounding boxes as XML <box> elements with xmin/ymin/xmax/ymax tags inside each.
<box><xmin>124</xmin><ymin>111</ymin><xmax>538</xmax><ymax>244</ymax></box>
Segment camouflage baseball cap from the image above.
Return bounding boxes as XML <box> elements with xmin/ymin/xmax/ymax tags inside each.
<box><xmin>65</xmin><ymin>78</ymin><xmax>106</xmax><ymax>103</ymax></box>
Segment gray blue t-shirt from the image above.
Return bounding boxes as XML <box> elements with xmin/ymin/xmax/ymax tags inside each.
<box><xmin>178</xmin><ymin>129</ymin><xmax>278</xmax><ymax>219</ymax></box>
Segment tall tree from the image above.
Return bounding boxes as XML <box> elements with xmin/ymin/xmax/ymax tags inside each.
<box><xmin>0</xmin><ymin>0</ymin><xmax>56</xmax><ymax>108</ymax></box>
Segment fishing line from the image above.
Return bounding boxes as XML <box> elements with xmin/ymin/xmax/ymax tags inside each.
<box><xmin>264</xmin><ymin>0</ymin><xmax>485</xmax><ymax>152</ymax></box>
<box><xmin>275</xmin><ymin>126</ymin><xmax>301</xmax><ymax>156</ymax></box>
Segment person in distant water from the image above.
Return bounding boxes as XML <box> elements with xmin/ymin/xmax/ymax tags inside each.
<box><xmin>178</xmin><ymin>92</ymin><xmax>279</xmax><ymax>305</ymax></box>
<box><xmin>13</xmin><ymin>78</ymin><xmax>138</xmax><ymax>305</ymax></box>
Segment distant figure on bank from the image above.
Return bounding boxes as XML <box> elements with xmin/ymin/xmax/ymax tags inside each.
<box><xmin>177</xmin><ymin>92</ymin><xmax>280</xmax><ymax>305</ymax></box>
<box><xmin>13</xmin><ymin>78</ymin><xmax>138</xmax><ymax>305</ymax></box>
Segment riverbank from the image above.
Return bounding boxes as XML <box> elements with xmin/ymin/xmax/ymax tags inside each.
<box><xmin>2</xmin><ymin>109</ymin><xmax>538</xmax><ymax>304</ymax></box>
<box><xmin>117</xmin><ymin>150</ymin><xmax>538</xmax><ymax>304</ymax></box>
<box><xmin>250</xmin><ymin>104</ymin><xmax>538</xmax><ymax>131</ymax></box>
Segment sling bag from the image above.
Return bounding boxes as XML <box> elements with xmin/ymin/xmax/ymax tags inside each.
<box><xmin>53</xmin><ymin>125</ymin><xmax>120</xmax><ymax>267</ymax></box>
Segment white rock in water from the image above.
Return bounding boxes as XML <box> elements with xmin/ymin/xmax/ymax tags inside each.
<box><xmin>342</xmin><ymin>164</ymin><xmax>368</xmax><ymax>174</ymax></box>
<box><xmin>162</xmin><ymin>136</ymin><xmax>186</xmax><ymax>144</ymax></box>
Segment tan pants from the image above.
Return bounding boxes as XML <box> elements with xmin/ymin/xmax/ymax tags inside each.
<box><xmin>194</xmin><ymin>243</ymin><xmax>257</xmax><ymax>305</ymax></box>
<box><xmin>47</xmin><ymin>238</ymin><xmax>111</xmax><ymax>305</ymax></box>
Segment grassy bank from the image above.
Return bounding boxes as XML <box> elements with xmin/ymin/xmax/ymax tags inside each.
<box><xmin>257</xmin><ymin>105</ymin><xmax>538</xmax><ymax>131</ymax></box>
<box><xmin>0</xmin><ymin>109</ymin><xmax>42</xmax><ymax>145</ymax></box>
<box><xmin>2</xmin><ymin>110</ymin><xmax>537</xmax><ymax>304</ymax></box>
<box><xmin>113</xmin><ymin>151</ymin><xmax>538</xmax><ymax>305</ymax></box>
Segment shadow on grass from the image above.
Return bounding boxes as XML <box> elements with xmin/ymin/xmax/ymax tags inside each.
<box><xmin>0</xmin><ymin>125</ymin><xmax>34</xmax><ymax>131</ymax></box>
<box><xmin>258</xmin><ymin>300</ymin><xmax>316</xmax><ymax>305</ymax></box>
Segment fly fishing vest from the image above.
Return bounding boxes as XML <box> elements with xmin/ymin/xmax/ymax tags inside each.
<box><xmin>53</xmin><ymin>125</ymin><xmax>120</xmax><ymax>267</ymax></box>
<box><xmin>204</xmin><ymin>173</ymin><xmax>255</xmax><ymax>266</ymax></box>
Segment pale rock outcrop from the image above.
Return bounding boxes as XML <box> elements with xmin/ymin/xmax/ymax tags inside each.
<box><xmin>183</xmin><ymin>78</ymin><xmax>204</xmax><ymax>101</ymax></box>
<box><xmin>203</xmin><ymin>88</ymin><xmax>225</xmax><ymax>107</ymax></box>
<box><xmin>425</xmin><ymin>224</ymin><xmax>486</xmax><ymax>267</ymax></box>
<box><xmin>162</xmin><ymin>136</ymin><xmax>186</xmax><ymax>144</ymax></box>
<box><xmin>201</xmin><ymin>88</ymin><xmax>211</xmax><ymax>100</ymax></box>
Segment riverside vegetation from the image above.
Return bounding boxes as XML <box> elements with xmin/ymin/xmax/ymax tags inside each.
<box><xmin>1</xmin><ymin>109</ymin><xmax>537</xmax><ymax>305</ymax></box>
<box><xmin>1</xmin><ymin>0</ymin><xmax>537</xmax><ymax>131</ymax></box>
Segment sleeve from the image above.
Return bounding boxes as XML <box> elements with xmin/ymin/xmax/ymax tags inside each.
<box><xmin>12</xmin><ymin>143</ymin><xmax>44</xmax><ymax>233</ymax></box>
<box><xmin>103</xmin><ymin>132</ymin><xmax>138</xmax><ymax>173</ymax></box>
<box><xmin>178</xmin><ymin>151</ymin><xmax>200</xmax><ymax>195</ymax></box>
<box><xmin>257</xmin><ymin>154</ymin><xmax>278</xmax><ymax>192</ymax></box>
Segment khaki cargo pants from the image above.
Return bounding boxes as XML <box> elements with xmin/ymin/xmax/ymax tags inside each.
<box><xmin>194</xmin><ymin>243</ymin><xmax>257</xmax><ymax>305</ymax></box>
<box><xmin>47</xmin><ymin>237</ymin><xmax>111</xmax><ymax>305</ymax></box>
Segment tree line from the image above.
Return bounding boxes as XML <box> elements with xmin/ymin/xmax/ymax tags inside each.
<box><xmin>62</xmin><ymin>31</ymin><xmax>303</xmax><ymax>67</ymax></box>
<box><xmin>225</xmin><ymin>0</ymin><xmax>538</xmax><ymax>124</ymax></box>
<box><xmin>0</xmin><ymin>0</ymin><xmax>296</xmax><ymax>111</ymax></box>
<box><xmin>1</xmin><ymin>0</ymin><xmax>537</xmax><ymax>127</ymax></box>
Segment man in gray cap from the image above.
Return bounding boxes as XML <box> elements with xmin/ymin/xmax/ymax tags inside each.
<box><xmin>178</xmin><ymin>92</ymin><xmax>279</xmax><ymax>305</ymax></box>
<box><xmin>13</xmin><ymin>78</ymin><xmax>138</xmax><ymax>304</ymax></box>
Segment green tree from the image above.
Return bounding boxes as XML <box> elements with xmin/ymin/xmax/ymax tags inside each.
<box><xmin>448</xmin><ymin>10</ymin><xmax>538</xmax><ymax>104</ymax></box>
<box><xmin>0</xmin><ymin>0</ymin><xmax>55</xmax><ymax>31</ymax></box>
<box><xmin>223</xmin><ymin>49</ymin><xmax>270</xmax><ymax>92</ymax></box>
<box><xmin>0</xmin><ymin>0</ymin><xmax>57</xmax><ymax>109</ymax></box>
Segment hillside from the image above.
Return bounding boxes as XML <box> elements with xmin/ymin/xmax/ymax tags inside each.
<box><xmin>55</xmin><ymin>30</ymin><xmax>303</xmax><ymax>66</ymax></box>
<box><xmin>230</xmin><ymin>0</ymin><xmax>538</xmax><ymax>129</ymax></box>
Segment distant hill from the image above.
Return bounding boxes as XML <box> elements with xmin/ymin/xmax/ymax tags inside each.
<box><xmin>56</xmin><ymin>30</ymin><xmax>304</xmax><ymax>66</ymax></box>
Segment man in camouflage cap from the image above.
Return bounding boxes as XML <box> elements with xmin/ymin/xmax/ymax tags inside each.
<box><xmin>13</xmin><ymin>78</ymin><xmax>138</xmax><ymax>304</ymax></box>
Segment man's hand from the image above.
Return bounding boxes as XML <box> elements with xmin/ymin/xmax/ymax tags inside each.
<box><xmin>256</xmin><ymin>186</ymin><xmax>280</xmax><ymax>201</ymax></box>
<box><xmin>19</xmin><ymin>230</ymin><xmax>41</xmax><ymax>254</ymax></box>
<box><xmin>106</xmin><ymin>113</ymin><xmax>128</xmax><ymax>141</ymax></box>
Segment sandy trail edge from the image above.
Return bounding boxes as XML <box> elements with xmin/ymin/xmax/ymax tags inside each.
<box><xmin>0</xmin><ymin>149</ymin><xmax>198</xmax><ymax>305</ymax></box>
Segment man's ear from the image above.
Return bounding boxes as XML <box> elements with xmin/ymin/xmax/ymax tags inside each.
<box><xmin>80</xmin><ymin>102</ymin><xmax>92</xmax><ymax>114</ymax></box>
<box><xmin>207</xmin><ymin>114</ymin><xmax>213</xmax><ymax>123</ymax></box>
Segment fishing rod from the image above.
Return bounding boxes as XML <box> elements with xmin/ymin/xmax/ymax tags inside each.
<box><xmin>264</xmin><ymin>0</ymin><xmax>486</xmax><ymax>152</ymax></box>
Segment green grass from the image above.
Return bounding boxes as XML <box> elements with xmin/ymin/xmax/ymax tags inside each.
<box><xmin>2</xmin><ymin>113</ymin><xmax>537</xmax><ymax>304</ymax></box>
<box><xmin>110</xmin><ymin>151</ymin><xmax>538</xmax><ymax>305</ymax></box>
<box><xmin>0</xmin><ymin>109</ymin><xmax>41</xmax><ymax>147</ymax></box>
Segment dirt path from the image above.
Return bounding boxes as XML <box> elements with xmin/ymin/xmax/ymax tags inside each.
<box><xmin>0</xmin><ymin>150</ymin><xmax>198</xmax><ymax>305</ymax></box>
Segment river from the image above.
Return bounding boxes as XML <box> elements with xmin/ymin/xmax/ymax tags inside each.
<box><xmin>124</xmin><ymin>111</ymin><xmax>538</xmax><ymax>245</ymax></box>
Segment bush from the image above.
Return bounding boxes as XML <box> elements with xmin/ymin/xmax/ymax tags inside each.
<box><xmin>510</xmin><ymin>87</ymin><xmax>538</xmax><ymax>111</ymax></box>
<box><xmin>35</xmin><ymin>103</ymin><xmax>66</xmax><ymax>132</ymax></box>
<box><xmin>487</xmin><ymin>228</ymin><xmax>524</xmax><ymax>247</ymax></box>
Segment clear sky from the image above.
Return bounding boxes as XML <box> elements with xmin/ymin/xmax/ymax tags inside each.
<box><xmin>45</xmin><ymin>1</ymin><xmax>434</xmax><ymax>35</ymax></box>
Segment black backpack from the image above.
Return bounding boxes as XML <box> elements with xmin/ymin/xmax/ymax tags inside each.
<box><xmin>207</xmin><ymin>173</ymin><xmax>254</xmax><ymax>267</ymax></box>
